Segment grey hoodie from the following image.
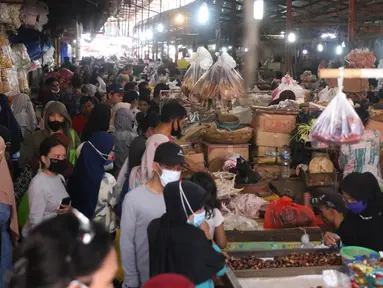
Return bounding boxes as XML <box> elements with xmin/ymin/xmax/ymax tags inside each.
<box><xmin>20</xmin><ymin>101</ymin><xmax>80</xmax><ymax>168</ymax></box>
<box><xmin>113</xmin><ymin>108</ymin><xmax>137</xmax><ymax>168</ymax></box>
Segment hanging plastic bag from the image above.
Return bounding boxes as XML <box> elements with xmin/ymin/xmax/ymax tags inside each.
<box><xmin>264</xmin><ymin>196</ymin><xmax>316</xmax><ymax>229</ymax></box>
<box><xmin>17</xmin><ymin>70</ymin><xmax>29</xmax><ymax>93</ymax></box>
<box><xmin>311</xmin><ymin>70</ymin><xmax>364</xmax><ymax>144</ymax></box>
<box><xmin>181</xmin><ymin>47</ymin><xmax>213</xmax><ymax>96</ymax></box>
<box><xmin>190</xmin><ymin>53</ymin><xmax>244</xmax><ymax>104</ymax></box>
<box><xmin>5</xmin><ymin>69</ymin><xmax>20</xmax><ymax>96</ymax></box>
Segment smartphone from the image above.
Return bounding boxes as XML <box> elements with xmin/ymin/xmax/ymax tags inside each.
<box><xmin>60</xmin><ymin>197</ymin><xmax>71</xmax><ymax>208</ymax></box>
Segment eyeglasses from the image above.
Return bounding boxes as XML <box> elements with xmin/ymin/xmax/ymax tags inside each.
<box><xmin>72</xmin><ymin>209</ymin><xmax>95</xmax><ymax>245</ymax></box>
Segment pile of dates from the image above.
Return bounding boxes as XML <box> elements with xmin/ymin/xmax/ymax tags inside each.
<box><xmin>228</xmin><ymin>252</ymin><xmax>341</xmax><ymax>270</ymax></box>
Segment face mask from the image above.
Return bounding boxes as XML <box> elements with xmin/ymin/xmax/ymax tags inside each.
<box><xmin>69</xmin><ymin>280</ymin><xmax>88</xmax><ymax>288</ymax></box>
<box><xmin>104</xmin><ymin>159</ymin><xmax>114</xmax><ymax>171</ymax></box>
<box><xmin>48</xmin><ymin>120</ymin><xmax>64</xmax><ymax>132</ymax></box>
<box><xmin>171</xmin><ymin>120</ymin><xmax>182</xmax><ymax>138</ymax></box>
<box><xmin>348</xmin><ymin>201</ymin><xmax>367</xmax><ymax>214</ymax></box>
<box><xmin>187</xmin><ymin>211</ymin><xmax>206</xmax><ymax>227</ymax></box>
<box><xmin>52</xmin><ymin>88</ymin><xmax>60</xmax><ymax>94</ymax></box>
<box><xmin>159</xmin><ymin>167</ymin><xmax>181</xmax><ymax>187</ymax></box>
<box><xmin>179</xmin><ymin>182</ymin><xmax>205</xmax><ymax>226</ymax></box>
<box><xmin>46</xmin><ymin>158</ymin><xmax>67</xmax><ymax>174</ymax></box>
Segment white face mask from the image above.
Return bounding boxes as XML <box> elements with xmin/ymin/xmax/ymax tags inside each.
<box><xmin>159</xmin><ymin>167</ymin><xmax>181</xmax><ymax>187</ymax></box>
<box><xmin>69</xmin><ymin>280</ymin><xmax>88</xmax><ymax>288</ymax></box>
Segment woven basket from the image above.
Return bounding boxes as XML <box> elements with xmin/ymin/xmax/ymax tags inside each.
<box><xmin>369</xmin><ymin>107</ymin><xmax>383</xmax><ymax>122</ymax></box>
<box><xmin>203</xmin><ymin>127</ymin><xmax>252</xmax><ymax>144</ymax></box>
<box><xmin>217</xmin><ymin>114</ymin><xmax>239</xmax><ymax>125</ymax></box>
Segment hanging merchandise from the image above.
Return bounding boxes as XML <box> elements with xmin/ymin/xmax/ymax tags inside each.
<box><xmin>271</xmin><ymin>74</ymin><xmax>311</xmax><ymax>103</ymax></box>
<box><xmin>181</xmin><ymin>47</ymin><xmax>213</xmax><ymax>96</ymax></box>
<box><xmin>345</xmin><ymin>48</ymin><xmax>376</xmax><ymax>68</ymax></box>
<box><xmin>0</xmin><ymin>4</ymin><xmax>21</xmax><ymax>28</ymax></box>
<box><xmin>12</xmin><ymin>44</ymin><xmax>31</xmax><ymax>70</ymax></box>
<box><xmin>0</xmin><ymin>69</ymin><xmax>20</xmax><ymax>96</ymax></box>
<box><xmin>311</xmin><ymin>69</ymin><xmax>364</xmax><ymax>144</ymax></box>
<box><xmin>0</xmin><ymin>34</ymin><xmax>13</xmax><ymax>69</ymax></box>
<box><xmin>189</xmin><ymin>53</ymin><xmax>244</xmax><ymax>107</ymax></box>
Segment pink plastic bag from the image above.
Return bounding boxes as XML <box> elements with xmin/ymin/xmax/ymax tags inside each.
<box><xmin>311</xmin><ymin>73</ymin><xmax>364</xmax><ymax>144</ymax></box>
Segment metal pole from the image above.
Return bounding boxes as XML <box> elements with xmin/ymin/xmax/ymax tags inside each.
<box><xmin>348</xmin><ymin>0</ymin><xmax>356</xmax><ymax>45</ymax></box>
<box><xmin>243</xmin><ymin>0</ymin><xmax>259</xmax><ymax>105</ymax></box>
<box><xmin>286</xmin><ymin>0</ymin><xmax>293</xmax><ymax>75</ymax></box>
<box><xmin>215</xmin><ymin>0</ymin><xmax>221</xmax><ymax>51</ymax></box>
<box><xmin>231</xmin><ymin>0</ymin><xmax>237</xmax><ymax>61</ymax></box>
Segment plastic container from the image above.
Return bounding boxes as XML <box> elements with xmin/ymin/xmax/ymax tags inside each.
<box><xmin>280</xmin><ymin>145</ymin><xmax>291</xmax><ymax>178</ymax></box>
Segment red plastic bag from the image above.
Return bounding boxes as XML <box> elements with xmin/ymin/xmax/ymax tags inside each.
<box><xmin>264</xmin><ymin>196</ymin><xmax>316</xmax><ymax>229</ymax></box>
<box><xmin>311</xmin><ymin>75</ymin><xmax>364</xmax><ymax>144</ymax></box>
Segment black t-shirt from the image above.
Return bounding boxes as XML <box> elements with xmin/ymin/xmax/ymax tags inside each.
<box><xmin>149</xmin><ymin>100</ymin><xmax>160</xmax><ymax>114</ymax></box>
<box><xmin>337</xmin><ymin>205</ymin><xmax>383</xmax><ymax>252</ymax></box>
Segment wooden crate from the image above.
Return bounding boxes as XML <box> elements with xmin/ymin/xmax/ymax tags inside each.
<box><xmin>300</xmin><ymin>169</ymin><xmax>338</xmax><ymax>187</ymax></box>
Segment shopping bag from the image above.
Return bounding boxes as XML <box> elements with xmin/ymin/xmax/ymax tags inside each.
<box><xmin>311</xmin><ymin>72</ymin><xmax>364</xmax><ymax>144</ymax></box>
<box><xmin>264</xmin><ymin>196</ymin><xmax>316</xmax><ymax>229</ymax></box>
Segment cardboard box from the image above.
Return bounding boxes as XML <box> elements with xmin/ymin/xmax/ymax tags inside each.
<box><xmin>255</xmin><ymin>113</ymin><xmax>297</xmax><ymax>134</ymax></box>
<box><xmin>203</xmin><ymin>142</ymin><xmax>249</xmax><ymax>164</ymax></box>
<box><xmin>185</xmin><ymin>152</ymin><xmax>205</xmax><ymax>167</ymax></box>
<box><xmin>254</xmin><ymin>164</ymin><xmax>281</xmax><ymax>179</ymax></box>
<box><xmin>255</xmin><ymin>131</ymin><xmax>291</xmax><ymax>147</ymax></box>
<box><xmin>327</xmin><ymin>78</ymin><xmax>369</xmax><ymax>92</ymax></box>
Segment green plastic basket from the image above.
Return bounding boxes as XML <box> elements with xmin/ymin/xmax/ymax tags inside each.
<box><xmin>340</xmin><ymin>246</ymin><xmax>379</xmax><ymax>261</ymax></box>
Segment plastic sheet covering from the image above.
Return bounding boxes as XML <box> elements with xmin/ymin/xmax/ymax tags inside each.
<box><xmin>12</xmin><ymin>44</ymin><xmax>31</xmax><ymax>70</ymax></box>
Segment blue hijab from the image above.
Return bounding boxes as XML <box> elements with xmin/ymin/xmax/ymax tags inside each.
<box><xmin>68</xmin><ymin>131</ymin><xmax>114</xmax><ymax>219</ymax></box>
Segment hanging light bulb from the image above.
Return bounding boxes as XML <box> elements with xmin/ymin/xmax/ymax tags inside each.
<box><xmin>287</xmin><ymin>32</ymin><xmax>296</xmax><ymax>43</ymax></box>
<box><xmin>302</xmin><ymin>49</ymin><xmax>308</xmax><ymax>55</ymax></box>
<box><xmin>175</xmin><ymin>14</ymin><xmax>184</xmax><ymax>24</ymax></box>
<box><xmin>317</xmin><ymin>44</ymin><xmax>324</xmax><ymax>52</ymax></box>
<box><xmin>198</xmin><ymin>2</ymin><xmax>209</xmax><ymax>24</ymax></box>
<box><xmin>336</xmin><ymin>45</ymin><xmax>343</xmax><ymax>55</ymax></box>
<box><xmin>253</xmin><ymin>0</ymin><xmax>264</xmax><ymax>20</ymax></box>
<box><xmin>341</xmin><ymin>41</ymin><xmax>346</xmax><ymax>48</ymax></box>
<box><xmin>157</xmin><ymin>23</ymin><xmax>164</xmax><ymax>32</ymax></box>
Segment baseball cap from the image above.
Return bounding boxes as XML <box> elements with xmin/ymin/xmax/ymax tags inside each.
<box><xmin>154</xmin><ymin>142</ymin><xmax>184</xmax><ymax>167</ymax></box>
<box><xmin>311</xmin><ymin>190</ymin><xmax>348</xmax><ymax>213</ymax></box>
<box><xmin>107</xmin><ymin>84</ymin><xmax>124</xmax><ymax>94</ymax></box>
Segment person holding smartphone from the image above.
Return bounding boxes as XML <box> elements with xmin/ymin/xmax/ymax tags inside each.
<box><xmin>22</xmin><ymin>136</ymin><xmax>71</xmax><ymax>237</ymax></box>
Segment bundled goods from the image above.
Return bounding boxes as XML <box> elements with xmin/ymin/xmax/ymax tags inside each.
<box><xmin>300</xmin><ymin>71</ymin><xmax>317</xmax><ymax>83</ymax></box>
<box><xmin>203</xmin><ymin>126</ymin><xmax>252</xmax><ymax>145</ymax></box>
<box><xmin>248</xmin><ymin>92</ymin><xmax>272</xmax><ymax>107</ymax></box>
<box><xmin>345</xmin><ymin>48</ymin><xmax>376</xmax><ymax>68</ymax></box>
<box><xmin>12</xmin><ymin>44</ymin><xmax>31</xmax><ymax>70</ymax></box>
<box><xmin>189</xmin><ymin>53</ymin><xmax>244</xmax><ymax>106</ymax></box>
<box><xmin>181</xmin><ymin>47</ymin><xmax>213</xmax><ymax>96</ymax></box>
<box><xmin>0</xmin><ymin>4</ymin><xmax>21</xmax><ymax>28</ymax></box>
<box><xmin>264</xmin><ymin>196</ymin><xmax>316</xmax><ymax>229</ymax></box>
<box><xmin>311</xmin><ymin>80</ymin><xmax>364</xmax><ymax>144</ymax></box>
<box><xmin>272</xmin><ymin>74</ymin><xmax>311</xmax><ymax>104</ymax></box>
<box><xmin>221</xmin><ymin>204</ymin><xmax>259</xmax><ymax>231</ymax></box>
<box><xmin>0</xmin><ymin>69</ymin><xmax>19</xmax><ymax>96</ymax></box>
<box><xmin>180</xmin><ymin>123</ymin><xmax>212</xmax><ymax>142</ymax></box>
<box><xmin>317</xmin><ymin>86</ymin><xmax>338</xmax><ymax>103</ymax></box>
<box><xmin>17</xmin><ymin>70</ymin><xmax>29</xmax><ymax>93</ymax></box>
<box><xmin>228</xmin><ymin>252</ymin><xmax>342</xmax><ymax>270</ymax></box>
<box><xmin>0</xmin><ymin>34</ymin><xmax>13</xmax><ymax>69</ymax></box>
<box><xmin>227</xmin><ymin>194</ymin><xmax>268</xmax><ymax>220</ymax></box>
<box><xmin>212</xmin><ymin>171</ymin><xmax>243</xmax><ymax>200</ymax></box>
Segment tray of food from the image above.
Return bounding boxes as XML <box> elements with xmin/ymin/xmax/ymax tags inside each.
<box><xmin>227</xmin><ymin>249</ymin><xmax>343</xmax><ymax>278</ymax></box>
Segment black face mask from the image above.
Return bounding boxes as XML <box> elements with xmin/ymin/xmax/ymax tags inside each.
<box><xmin>48</xmin><ymin>121</ymin><xmax>64</xmax><ymax>132</ymax></box>
<box><xmin>171</xmin><ymin>120</ymin><xmax>182</xmax><ymax>138</ymax></box>
<box><xmin>48</xmin><ymin>158</ymin><xmax>68</xmax><ymax>174</ymax></box>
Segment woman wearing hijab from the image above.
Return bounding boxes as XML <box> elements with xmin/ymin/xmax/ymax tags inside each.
<box><xmin>144</xmin><ymin>274</ymin><xmax>194</xmax><ymax>288</ymax></box>
<box><xmin>109</xmin><ymin>102</ymin><xmax>131</xmax><ymax>133</ymax></box>
<box><xmin>333</xmin><ymin>172</ymin><xmax>383</xmax><ymax>252</ymax></box>
<box><xmin>68</xmin><ymin>131</ymin><xmax>119</xmax><ymax>234</ymax></box>
<box><xmin>81</xmin><ymin>104</ymin><xmax>111</xmax><ymax>142</ymax></box>
<box><xmin>148</xmin><ymin>181</ymin><xmax>225</xmax><ymax>288</ymax></box>
<box><xmin>12</xmin><ymin>93</ymin><xmax>38</xmax><ymax>139</ymax></box>
<box><xmin>113</xmin><ymin>108</ymin><xmax>137</xmax><ymax>169</ymax></box>
<box><xmin>0</xmin><ymin>137</ymin><xmax>19</xmax><ymax>287</ymax></box>
<box><xmin>0</xmin><ymin>94</ymin><xmax>22</xmax><ymax>154</ymax></box>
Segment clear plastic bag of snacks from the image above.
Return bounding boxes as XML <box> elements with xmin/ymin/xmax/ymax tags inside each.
<box><xmin>190</xmin><ymin>53</ymin><xmax>244</xmax><ymax>102</ymax></box>
<box><xmin>181</xmin><ymin>47</ymin><xmax>213</xmax><ymax>96</ymax></box>
<box><xmin>4</xmin><ymin>69</ymin><xmax>20</xmax><ymax>96</ymax></box>
<box><xmin>311</xmin><ymin>72</ymin><xmax>364</xmax><ymax>144</ymax></box>
<box><xmin>17</xmin><ymin>70</ymin><xmax>29</xmax><ymax>93</ymax></box>
<box><xmin>12</xmin><ymin>44</ymin><xmax>31</xmax><ymax>70</ymax></box>
<box><xmin>0</xmin><ymin>34</ymin><xmax>13</xmax><ymax>69</ymax></box>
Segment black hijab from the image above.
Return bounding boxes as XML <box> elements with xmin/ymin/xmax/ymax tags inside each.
<box><xmin>0</xmin><ymin>95</ymin><xmax>22</xmax><ymax>153</ymax></box>
<box><xmin>81</xmin><ymin>104</ymin><xmax>111</xmax><ymax>142</ymax></box>
<box><xmin>147</xmin><ymin>181</ymin><xmax>225</xmax><ymax>285</ymax></box>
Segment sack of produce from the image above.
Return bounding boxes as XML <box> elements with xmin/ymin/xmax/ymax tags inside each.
<box><xmin>181</xmin><ymin>47</ymin><xmax>212</xmax><ymax>96</ymax></box>
<box><xmin>228</xmin><ymin>194</ymin><xmax>268</xmax><ymax>219</ymax></box>
<box><xmin>264</xmin><ymin>196</ymin><xmax>316</xmax><ymax>229</ymax></box>
<box><xmin>345</xmin><ymin>48</ymin><xmax>376</xmax><ymax>68</ymax></box>
<box><xmin>222</xmin><ymin>204</ymin><xmax>259</xmax><ymax>231</ymax></box>
<box><xmin>311</xmin><ymin>75</ymin><xmax>364</xmax><ymax>144</ymax></box>
<box><xmin>190</xmin><ymin>53</ymin><xmax>244</xmax><ymax>104</ymax></box>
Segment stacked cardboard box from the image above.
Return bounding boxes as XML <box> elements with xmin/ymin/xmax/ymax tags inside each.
<box><xmin>254</xmin><ymin>110</ymin><xmax>298</xmax><ymax>166</ymax></box>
